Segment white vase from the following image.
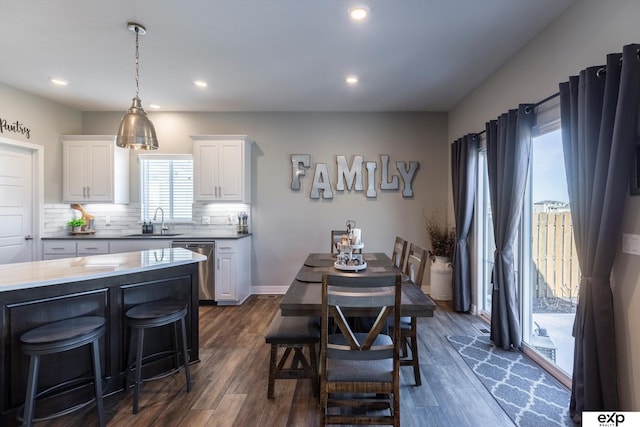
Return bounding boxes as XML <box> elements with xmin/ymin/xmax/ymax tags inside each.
<box><xmin>430</xmin><ymin>256</ymin><xmax>453</xmax><ymax>300</ymax></box>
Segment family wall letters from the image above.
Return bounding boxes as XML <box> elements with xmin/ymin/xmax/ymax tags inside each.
<box><xmin>291</xmin><ymin>154</ymin><xmax>419</xmax><ymax>199</ymax></box>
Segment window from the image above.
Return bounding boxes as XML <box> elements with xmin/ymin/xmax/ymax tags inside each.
<box><xmin>139</xmin><ymin>154</ymin><xmax>193</xmax><ymax>222</ymax></box>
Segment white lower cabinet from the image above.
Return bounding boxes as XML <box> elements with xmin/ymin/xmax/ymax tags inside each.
<box><xmin>42</xmin><ymin>241</ymin><xmax>78</xmax><ymax>260</ymax></box>
<box><xmin>77</xmin><ymin>241</ymin><xmax>110</xmax><ymax>256</ymax></box>
<box><xmin>42</xmin><ymin>239</ymin><xmax>170</xmax><ymax>260</ymax></box>
<box><xmin>215</xmin><ymin>237</ymin><xmax>251</xmax><ymax>305</ymax></box>
<box><xmin>108</xmin><ymin>240</ymin><xmax>171</xmax><ymax>254</ymax></box>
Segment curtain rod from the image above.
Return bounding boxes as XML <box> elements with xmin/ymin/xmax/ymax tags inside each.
<box><xmin>472</xmin><ymin>91</ymin><xmax>560</xmax><ymax>138</ymax></box>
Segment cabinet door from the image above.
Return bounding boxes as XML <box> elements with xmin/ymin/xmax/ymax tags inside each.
<box><xmin>85</xmin><ymin>142</ymin><xmax>113</xmax><ymax>202</ymax></box>
<box><xmin>194</xmin><ymin>142</ymin><xmax>219</xmax><ymax>201</ymax></box>
<box><xmin>63</xmin><ymin>143</ymin><xmax>89</xmax><ymax>201</ymax></box>
<box><xmin>216</xmin><ymin>251</ymin><xmax>237</xmax><ymax>301</ymax></box>
<box><xmin>77</xmin><ymin>241</ymin><xmax>109</xmax><ymax>255</ymax></box>
<box><xmin>42</xmin><ymin>240</ymin><xmax>76</xmax><ymax>260</ymax></box>
<box><xmin>192</xmin><ymin>136</ymin><xmax>251</xmax><ymax>203</ymax></box>
<box><xmin>109</xmin><ymin>240</ymin><xmax>171</xmax><ymax>254</ymax></box>
<box><xmin>62</xmin><ymin>137</ymin><xmax>122</xmax><ymax>203</ymax></box>
<box><xmin>218</xmin><ymin>142</ymin><xmax>243</xmax><ymax>201</ymax></box>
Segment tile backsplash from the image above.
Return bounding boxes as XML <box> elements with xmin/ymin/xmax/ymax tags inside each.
<box><xmin>43</xmin><ymin>203</ymin><xmax>251</xmax><ymax>236</ymax></box>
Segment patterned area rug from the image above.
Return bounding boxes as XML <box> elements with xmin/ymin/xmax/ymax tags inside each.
<box><xmin>447</xmin><ymin>335</ymin><xmax>573</xmax><ymax>426</ymax></box>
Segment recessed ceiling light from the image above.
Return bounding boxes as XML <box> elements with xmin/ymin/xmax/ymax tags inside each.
<box><xmin>348</xmin><ymin>5</ymin><xmax>369</xmax><ymax>21</ymax></box>
<box><xmin>345</xmin><ymin>75</ymin><xmax>359</xmax><ymax>85</ymax></box>
<box><xmin>49</xmin><ymin>77</ymin><xmax>68</xmax><ymax>86</ymax></box>
<box><xmin>149</xmin><ymin>104</ymin><xmax>161</xmax><ymax>109</ymax></box>
<box><xmin>193</xmin><ymin>80</ymin><xmax>208</xmax><ymax>88</ymax></box>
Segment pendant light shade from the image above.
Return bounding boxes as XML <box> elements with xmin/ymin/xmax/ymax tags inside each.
<box><xmin>116</xmin><ymin>96</ymin><xmax>158</xmax><ymax>150</ymax></box>
<box><xmin>116</xmin><ymin>22</ymin><xmax>158</xmax><ymax>150</ymax></box>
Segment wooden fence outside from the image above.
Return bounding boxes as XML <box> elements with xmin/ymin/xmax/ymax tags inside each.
<box><xmin>532</xmin><ymin>211</ymin><xmax>580</xmax><ymax>300</ymax></box>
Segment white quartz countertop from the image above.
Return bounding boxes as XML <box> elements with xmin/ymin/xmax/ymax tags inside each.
<box><xmin>41</xmin><ymin>232</ymin><xmax>251</xmax><ymax>240</ymax></box>
<box><xmin>0</xmin><ymin>248</ymin><xmax>206</xmax><ymax>293</ymax></box>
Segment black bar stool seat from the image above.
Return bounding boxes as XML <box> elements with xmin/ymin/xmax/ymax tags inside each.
<box><xmin>125</xmin><ymin>300</ymin><xmax>191</xmax><ymax>414</ymax></box>
<box><xmin>19</xmin><ymin>316</ymin><xmax>106</xmax><ymax>427</ymax></box>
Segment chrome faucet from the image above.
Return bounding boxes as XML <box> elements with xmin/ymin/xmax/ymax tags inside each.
<box><xmin>153</xmin><ymin>207</ymin><xmax>169</xmax><ymax>235</ymax></box>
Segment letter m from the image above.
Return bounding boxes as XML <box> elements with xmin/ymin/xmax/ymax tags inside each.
<box><xmin>336</xmin><ymin>155</ymin><xmax>363</xmax><ymax>191</ymax></box>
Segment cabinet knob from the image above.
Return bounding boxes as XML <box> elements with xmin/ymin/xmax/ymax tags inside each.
<box><xmin>24</xmin><ymin>235</ymin><xmax>34</xmax><ymax>240</ymax></box>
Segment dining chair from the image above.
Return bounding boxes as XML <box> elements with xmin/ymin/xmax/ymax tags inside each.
<box><xmin>393</xmin><ymin>243</ymin><xmax>428</xmax><ymax>386</ymax></box>
<box><xmin>320</xmin><ymin>271</ymin><xmax>402</xmax><ymax>426</ymax></box>
<box><xmin>330</xmin><ymin>230</ymin><xmax>347</xmax><ymax>255</ymax></box>
<box><xmin>391</xmin><ymin>236</ymin><xmax>408</xmax><ymax>270</ymax></box>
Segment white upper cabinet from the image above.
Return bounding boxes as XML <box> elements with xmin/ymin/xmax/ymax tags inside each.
<box><xmin>191</xmin><ymin>135</ymin><xmax>253</xmax><ymax>203</ymax></box>
<box><xmin>62</xmin><ymin>135</ymin><xmax>129</xmax><ymax>204</ymax></box>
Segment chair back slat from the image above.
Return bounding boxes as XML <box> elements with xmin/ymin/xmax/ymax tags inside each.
<box><xmin>391</xmin><ymin>236</ymin><xmax>408</xmax><ymax>270</ymax></box>
<box><xmin>322</xmin><ymin>272</ymin><xmax>401</xmax><ymax>362</ymax></box>
<box><xmin>405</xmin><ymin>243</ymin><xmax>428</xmax><ymax>287</ymax></box>
<box><xmin>328</xmin><ymin>287</ymin><xmax>395</xmax><ymax>308</ymax></box>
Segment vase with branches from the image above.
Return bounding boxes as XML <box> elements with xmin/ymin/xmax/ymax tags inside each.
<box><xmin>425</xmin><ymin>211</ymin><xmax>456</xmax><ymax>259</ymax></box>
<box><xmin>425</xmin><ymin>210</ymin><xmax>456</xmax><ymax>300</ymax></box>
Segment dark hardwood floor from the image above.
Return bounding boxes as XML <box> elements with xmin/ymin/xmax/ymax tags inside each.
<box><xmin>37</xmin><ymin>295</ymin><xmax>515</xmax><ymax>427</ymax></box>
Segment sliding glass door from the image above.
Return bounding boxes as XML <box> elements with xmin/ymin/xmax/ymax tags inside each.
<box><xmin>475</xmin><ymin>149</ymin><xmax>495</xmax><ymax>316</ymax></box>
<box><xmin>475</xmin><ymin>127</ymin><xmax>576</xmax><ymax>379</ymax></box>
<box><xmin>523</xmin><ymin>129</ymin><xmax>576</xmax><ymax>376</ymax></box>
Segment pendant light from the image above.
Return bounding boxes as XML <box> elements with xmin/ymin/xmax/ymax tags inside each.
<box><xmin>116</xmin><ymin>22</ymin><xmax>158</xmax><ymax>150</ymax></box>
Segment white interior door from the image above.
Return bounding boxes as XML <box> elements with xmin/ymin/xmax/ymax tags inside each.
<box><xmin>0</xmin><ymin>142</ymin><xmax>36</xmax><ymax>264</ymax></box>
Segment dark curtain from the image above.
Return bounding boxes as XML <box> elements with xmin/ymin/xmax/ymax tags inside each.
<box><xmin>486</xmin><ymin>104</ymin><xmax>534</xmax><ymax>349</ymax></box>
<box><xmin>451</xmin><ymin>134</ymin><xmax>477</xmax><ymax>312</ymax></box>
<box><xmin>560</xmin><ymin>44</ymin><xmax>640</xmax><ymax>422</ymax></box>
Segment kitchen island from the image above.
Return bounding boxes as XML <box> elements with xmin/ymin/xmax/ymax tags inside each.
<box><xmin>0</xmin><ymin>248</ymin><xmax>205</xmax><ymax>424</ymax></box>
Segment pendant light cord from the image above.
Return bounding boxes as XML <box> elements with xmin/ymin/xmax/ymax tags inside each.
<box><xmin>135</xmin><ymin>26</ymin><xmax>140</xmax><ymax>99</ymax></box>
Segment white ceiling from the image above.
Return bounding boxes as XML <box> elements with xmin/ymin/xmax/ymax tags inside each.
<box><xmin>0</xmin><ymin>0</ymin><xmax>575</xmax><ymax>113</ymax></box>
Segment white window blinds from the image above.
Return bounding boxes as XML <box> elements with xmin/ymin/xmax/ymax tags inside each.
<box><xmin>139</xmin><ymin>154</ymin><xmax>193</xmax><ymax>221</ymax></box>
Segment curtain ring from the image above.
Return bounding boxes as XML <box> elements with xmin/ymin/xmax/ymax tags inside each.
<box><xmin>596</xmin><ymin>67</ymin><xmax>606</xmax><ymax>78</ymax></box>
<box><xmin>524</xmin><ymin>106</ymin><xmax>532</xmax><ymax>114</ymax></box>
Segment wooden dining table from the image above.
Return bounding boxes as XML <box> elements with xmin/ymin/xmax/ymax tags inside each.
<box><xmin>280</xmin><ymin>252</ymin><xmax>437</xmax><ymax>317</ymax></box>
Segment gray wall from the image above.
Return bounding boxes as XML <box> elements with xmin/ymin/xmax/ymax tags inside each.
<box><xmin>0</xmin><ymin>82</ymin><xmax>82</xmax><ymax>202</ymax></box>
<box><xmin>448</xmin><ymin>0</ymin><xmax>640</xmax><ymax>410</ymax></box>
<box><xmin>82</xmin><ymin>111</ymin><xmax>449</xmax><ymax>288</ymax></box>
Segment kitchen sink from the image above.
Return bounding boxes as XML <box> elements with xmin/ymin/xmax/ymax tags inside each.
<box><xmin>122</xmin><ymin>233</ymin><xmax>183</xmax><ymax>237</ymax></box>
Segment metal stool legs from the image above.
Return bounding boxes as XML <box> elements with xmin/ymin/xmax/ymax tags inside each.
<box><xmin>20</xmin><ymin>316</ymin><xmax>106</xmax><ymax>427</ymax></box>
<box><xmin>126</xmin><ymin>301</ymin><xmax>191</xmax><ymax>414</ymax></box>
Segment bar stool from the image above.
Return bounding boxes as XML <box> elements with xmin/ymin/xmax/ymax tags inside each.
<box><xmin>19</xmin><ymin>316</ymin><xmax>106</xmax><ymax>427</ymax></box>
<box><xmin>265</xmin><ymin>312</ymin><xmax>319</xmax><ymax>399</ymax></box>
<box><xmin>125</xmin><ymin>300</ymin><xmax>191</xmax><ymax>414</ymax></box>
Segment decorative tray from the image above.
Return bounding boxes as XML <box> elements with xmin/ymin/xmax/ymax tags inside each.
<box><xmin>334</xmin><ymin>261</ymin><xmax>367</xmax><ymax>271</ymax></box>
<box><xmin>70</xmin><ymin>230</ymin><xmax>96</xmax><ymax>235</ymax></box>
<box><xmin>333</xmin><ymin>261</ymin><xmax>367</xmax><ymax>271</ymax></box>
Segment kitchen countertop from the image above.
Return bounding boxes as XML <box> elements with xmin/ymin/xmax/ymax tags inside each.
<box><xmin>0</xmin><ymin>247</ymin><xmax>206</xmax><ymax>292</ymax></box>
<box><xmin>41</xmin><ymin>231</ymin><xmax>252</xmax><ymax>240</ymax></box>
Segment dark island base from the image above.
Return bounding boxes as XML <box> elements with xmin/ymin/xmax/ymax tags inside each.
<box><xmin>0</xmin><ymin>263</ymin><xmax>200</xmax><ymax>425</ymax></box>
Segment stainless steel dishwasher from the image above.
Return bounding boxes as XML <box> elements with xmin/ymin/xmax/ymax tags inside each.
<box><xmin>171</xmin><ymin>240</ymin><xmax>215</xmax><ymax>304</ymax></box>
